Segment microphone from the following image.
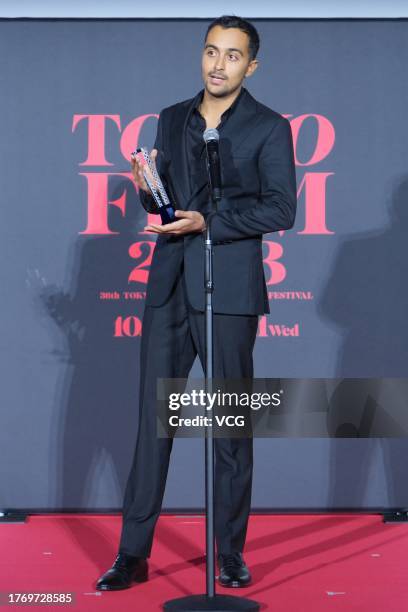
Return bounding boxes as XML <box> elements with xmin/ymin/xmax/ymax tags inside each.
<box><xmin>203</xmin><ymin>128</ymin><xmax>222</xmax><ymax>202</ymax></box>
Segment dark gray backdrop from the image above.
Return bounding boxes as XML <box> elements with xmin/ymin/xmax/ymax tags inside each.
<box><xmin>1</xmin><ymin>19</ymin><xmax>407</xmax><ymax>511</ymax></box>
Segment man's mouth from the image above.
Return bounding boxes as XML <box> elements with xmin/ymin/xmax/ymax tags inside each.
<box><xmin>209</xmin><ymin>74</ymin><xmax>226</xmax><ymax>85</ymax></box>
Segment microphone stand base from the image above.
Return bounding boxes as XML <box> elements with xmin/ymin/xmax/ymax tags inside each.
<box><xmin>163</xmin><ymin>593</ymin><xmax>260</xmax><ymax>611</ymax></box>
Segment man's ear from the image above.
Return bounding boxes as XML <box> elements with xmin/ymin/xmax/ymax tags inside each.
<box><xmin>246</xmin><ymin>59</ymin><xmax>259</xmax><ymax>78</ymax></box>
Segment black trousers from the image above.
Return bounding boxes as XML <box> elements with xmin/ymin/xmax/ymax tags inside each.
<box><xmin>119</xmin><ymin>264</ymin><xmax>259</xmax><ymax>558</ymax></box>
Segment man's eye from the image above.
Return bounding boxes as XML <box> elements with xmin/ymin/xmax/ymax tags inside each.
<box><xmin>229</xmin><ymin>55</ymin><xmax>238</xmax><ymax>61</ymax></box>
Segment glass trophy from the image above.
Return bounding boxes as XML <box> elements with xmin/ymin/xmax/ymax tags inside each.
<box><xmin>133</xmin><ymin>147</ymin><xmax>176</xmax><ymax>224</ymax></box>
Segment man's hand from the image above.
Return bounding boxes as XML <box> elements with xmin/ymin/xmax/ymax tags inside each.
<box><xmin>130</xmin><ymin>148</ymin><xmax>159</xmax><ymax>193</ymax></box>
<box><xmin>144</xmin><ymin>210</ymin><xmax>206</xmax><ymax>235</ymax></box>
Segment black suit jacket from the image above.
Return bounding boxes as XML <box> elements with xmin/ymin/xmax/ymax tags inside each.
<box><xmin>139</xmin><ymin>86</ymin><xmax>297</xmax><ymax>315</ymax></box>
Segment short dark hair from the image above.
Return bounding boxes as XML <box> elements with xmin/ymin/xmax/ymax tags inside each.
<box><xmin>205</xmin><ymin>15</ymin><xmax>260</xmax><ymax>61</ymax></box>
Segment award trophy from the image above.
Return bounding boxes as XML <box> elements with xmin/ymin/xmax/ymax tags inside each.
<box><xmin>133</xmin><ymin>147</ymin><xmax>176</xmax><ymax>224</ymax></box>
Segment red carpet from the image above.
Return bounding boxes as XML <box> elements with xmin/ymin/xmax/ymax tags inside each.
<box><xmin>1</xmin><ymin>514</ymin><xmax>407</xmax><ymax>610</ymax></box>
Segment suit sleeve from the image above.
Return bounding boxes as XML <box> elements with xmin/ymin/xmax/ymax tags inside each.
<box><xmin>138</xmin><ymin>111</ymin><xmax>165</xmax><ymax>215</ymax></box>
<box><xmin>208</xmin><ymin>117</ymin><xmax>297</xmax><ymax>242</ymax></box>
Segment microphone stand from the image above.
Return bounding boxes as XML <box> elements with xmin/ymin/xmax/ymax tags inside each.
<box><xmin>163</xmin><ymin>159</ymin><xmax>259</xmax><ymax>612</ymax></box>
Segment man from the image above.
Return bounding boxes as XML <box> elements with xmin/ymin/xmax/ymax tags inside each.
<box><xmin>96</xmin><ymin>15</ymin><xmax>296</xmax><ymax>591</ymax></box>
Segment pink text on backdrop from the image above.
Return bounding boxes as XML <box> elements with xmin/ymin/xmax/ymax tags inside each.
<box><xmin>72</xmin><ymin>113</ymin><xmax>336</xmax><ymax>285</ymax></box>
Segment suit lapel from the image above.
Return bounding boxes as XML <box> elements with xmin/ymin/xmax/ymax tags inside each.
<box><xmin>169</xmin><ymin>90</ymin><xmax>202</xmax><ymax>208</ymax></box>
<box><xmin>218</xmin><ymin>87</ymin><xmax>261</xmax><ymax>156</ymax></box>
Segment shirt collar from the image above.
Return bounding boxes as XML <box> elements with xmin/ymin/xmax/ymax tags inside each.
<box><xmin>193</xmin><ymin>86</ymin><xmax>246</xmax><ymax>120</ymax></box>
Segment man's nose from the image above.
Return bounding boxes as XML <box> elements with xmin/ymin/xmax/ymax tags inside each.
<box><xmin>214</xmin><ymin>54</ymin><xmax>226</xmax><ymax>71</ymax></box>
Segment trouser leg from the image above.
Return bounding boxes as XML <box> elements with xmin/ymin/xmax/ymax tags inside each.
<box><xmin>187</xmin><ymin>301</ymin><xmax>259</xmax><ymax>554</ymax></box>
<box><xmin>119</xmin><ymin>268</ymin><xmax>196</xmax><ymax>557</ymax></box>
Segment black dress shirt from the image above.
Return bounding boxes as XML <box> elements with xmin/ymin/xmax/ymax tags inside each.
<box><xmin>185</xmin><ymin>87</ymin><xmax>245</xmax><ymax>204</ymax></box>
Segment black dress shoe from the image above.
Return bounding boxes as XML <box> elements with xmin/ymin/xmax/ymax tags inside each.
<box><xmin>96</xmin><ymin>553</ymin><xmax>148</xmax><ymax>591</ymax></box>
<box><xmin>217</xmin><ymin>552</ymin><xmax>252</xmax><ymax>588</ymax></box>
